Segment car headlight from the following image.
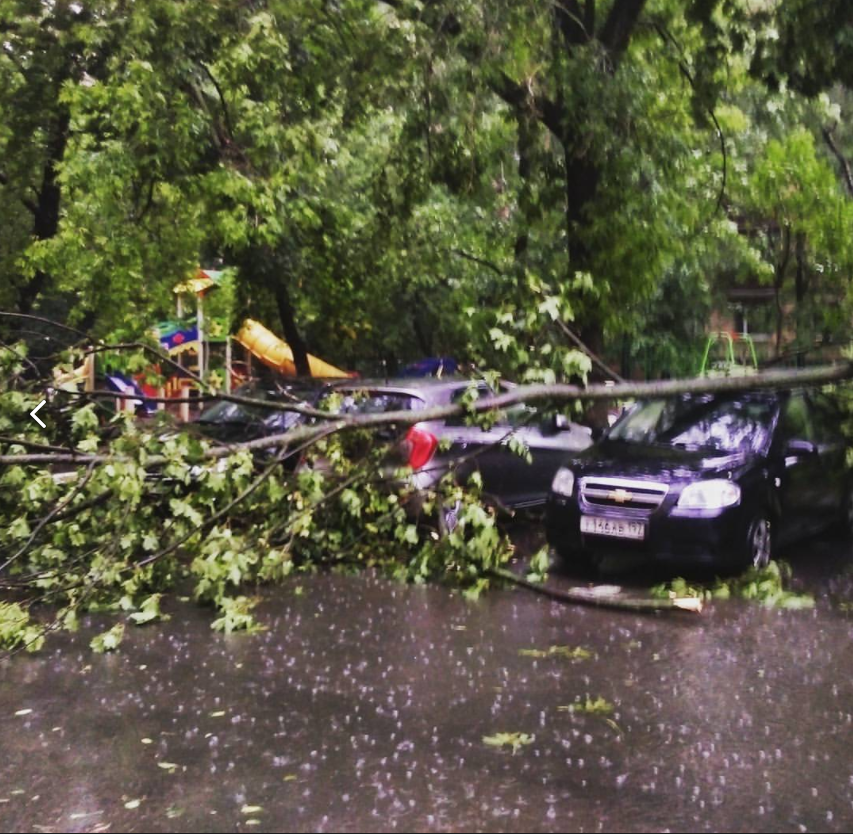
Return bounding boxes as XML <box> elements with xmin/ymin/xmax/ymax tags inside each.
<box><xmin>551</xmin><ymin>467</ymin><xmax>575</xmax><ymax>497</ymax></box>
<box><xmin>677</xmin><ymin>479</ymin><xmax>741</xmax><ymax>510</ymax></box>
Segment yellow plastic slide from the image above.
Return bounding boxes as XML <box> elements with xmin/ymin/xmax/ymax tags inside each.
<box><xmin>234</xmin><ymin>318</ymin><xmax>353</xmax><ymax>378</ymax></box>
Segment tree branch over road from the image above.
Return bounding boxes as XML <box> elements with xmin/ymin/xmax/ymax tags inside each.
<box><xmin>2</xmin><ymin>362</ymin><xmax>850</xmax><ymax>467</ymax></box>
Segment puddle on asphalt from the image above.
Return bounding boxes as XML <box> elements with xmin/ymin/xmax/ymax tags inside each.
<box><xmin>2</xmin><ymin>539</ymin><xmax>853</xmax><ymax>833</ymax></box>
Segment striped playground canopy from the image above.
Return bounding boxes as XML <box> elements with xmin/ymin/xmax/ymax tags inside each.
<box><xmin>173</xmin><ymin>268</ymin><xmax>226</xmax><ymax>295</ymax></box>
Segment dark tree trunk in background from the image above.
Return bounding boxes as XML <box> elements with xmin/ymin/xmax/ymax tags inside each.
<box><xmin>513</xmin><ymin>113</ymin><xmax>535</xmax><ymax>266</ymax></box>
<box><xmin>274</xmin><ymin>280</ymin><xmax>311</xmax><ymax>377</ymax></box>
<box><xmin>411</xmin><ymin>293</ymin><xmax>434</xmax><ymax>356</ymax></box>
<box><xmin>406</xmin><ymin>0</ymin><xmax>649</xmax><ymax>348</ymax></box>
<box><xmin>16</xmin><ymin>109</ymin><xmax>70</xmax><ymax>315</ymax></box>
<box><xmin>794</xmin><ymin>230</ymin><xmax>807</xmax><ymax>367</ymax></box>
<box><xmin>773</xmin><ymin>226</ymin><xmax>791</xmax><ymax>359</ymax></box>
<box><xmin>235</xmin><ymin>246</ymin><xmax>311</xmax><ymax>377</ymax></box>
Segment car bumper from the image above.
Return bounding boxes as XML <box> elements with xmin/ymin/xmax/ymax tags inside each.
<box><xmin>546</xmin><ymin>495</ymin><xmax>750</xmax><ymax>568</ymax></box>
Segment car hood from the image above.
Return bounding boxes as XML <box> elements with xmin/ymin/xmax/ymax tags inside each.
<box><xmin>570</xmin><ymin>439</ymin><xmax>754</xmax><ymax>481</ymax></box>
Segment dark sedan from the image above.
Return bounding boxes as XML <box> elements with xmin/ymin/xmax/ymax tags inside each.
<box><xmin>546</xmin><ymin>388</ymin><xmax>851</xmax><ymax>571</ymax></box>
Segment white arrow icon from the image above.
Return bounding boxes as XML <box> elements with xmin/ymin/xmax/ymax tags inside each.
<box><xmin>30</xmin><ymin>399</ymin><xmax>46</xmax><ymax>429</ymax></box>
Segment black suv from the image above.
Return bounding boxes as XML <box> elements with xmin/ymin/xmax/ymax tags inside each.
<box><xmin>546</xmin><ymin>388</ymin><xmax>850</xmax><ymax>571</ymax></box>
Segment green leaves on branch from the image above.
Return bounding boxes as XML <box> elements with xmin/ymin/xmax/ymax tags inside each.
<box><xmin>0</xmin><ymin>362</ymin><xmax>514</xmax><ymax>650</ymax></box>
<box><xmin>90</xmin><ymin>623</ymin><xmax>125</xmax><ymax>654</ymax></box>
<box><xmin>0</xmin><ymin>603</ymin><xmax>45</xmax><ymax>653</ymax></box>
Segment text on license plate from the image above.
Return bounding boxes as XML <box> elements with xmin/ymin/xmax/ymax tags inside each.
<box><xmin>580</xmin><ymin>515</ymin><xmax>645</xmax><ymax>541</ymax></box>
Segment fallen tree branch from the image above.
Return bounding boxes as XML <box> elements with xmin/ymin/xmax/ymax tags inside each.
<box><xmin>2</xmin><ymin>362</ymin><xmax>851</xmax><ymax>467</ymax></box>
<box><xmin>489</xmin><ymin>566</ymin><xmax>703</xmax><ymax>614</ymax></box>
<box><xmin>0</xmin><ymin>461</ymin><xmax>98</xmax><ymax>573</ymax></box>
<box><xmin>64</xmin><ymin>386</ymin><xmax>335</xmax><ymax>421</ymax></box>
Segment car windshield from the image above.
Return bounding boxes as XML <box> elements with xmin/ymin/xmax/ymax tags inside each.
<box><xmin>198</xmin><ymin>386</ymin><xmax>311</xmax><ymax>430</ymax></box>
<box><xmin>608</xmin><ymin>395</ymin><xmax>775</xmax><ymax>454</ymax></box>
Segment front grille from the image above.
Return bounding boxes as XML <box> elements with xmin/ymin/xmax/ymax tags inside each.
<box><xmin>580</xmin><ymin>476</ymin><xmax>668</xmax><ymax>513</ymax></box>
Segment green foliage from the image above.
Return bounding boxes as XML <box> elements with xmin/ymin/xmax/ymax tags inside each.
<box><xmin>0</xmin><ymin>342</ymin><xmax>515</xmax><ymax>649</ymax></box>
<box><xmin>90</xmin><ymin>623</ymin><xmax>125</xmax><ymax>653</ymax></box>
<box><xmin>518</xmin><ymin>645</ymin><xmax>591</xmax><ymax>660</ymax></box>
<box><xmin>127</xmin><ymin>594</ymin><xmax>169</xmax><ymax>626</ymax></box>
<box><xmin>0</xmin><ymin>603</ymin><xmax>45</xmax><ymax>653</ymax></box>
<box><xmin>558</xmin><ymin>697</ymin><xmax>615</xmax><ymax>717</ymax></box>
<box><xmin>482</xmin><ymin>732</ymin><xmax>534</xmax><ymax>754</ymax></box>
<box><xmin>525</xmin><ymin>546</ymin><xmax>551</xmax><ymax>583</ymax></box>
<box><xmin>3</xmin><ymin>0</ymin><xmax>853</xmax><ymax>375</ymax></box>
<box><xmin>651</xmin><ymin>561</ymin><xmax>815</xmax><ymax>609</ymax></box>
<box><xmin>211</xmin><ymin>596</ymin><xmax>264</xmax><ymax>635</ymax></box>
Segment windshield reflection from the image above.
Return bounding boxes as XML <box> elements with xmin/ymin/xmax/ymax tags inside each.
<box><xmin>608</xmin><ymin>395</ymin><xmax>775</xmax><ymax>454</ymax></box>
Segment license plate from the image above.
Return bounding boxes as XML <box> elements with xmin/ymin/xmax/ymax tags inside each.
<box><xmin>580</xmin><ymin>515</ymin><xmax>645</xmax><ymax>541</ymax></box>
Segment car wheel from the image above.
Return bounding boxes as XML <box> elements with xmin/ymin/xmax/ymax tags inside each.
<box><xmin>552</xmin><ymin>545</ymin><xmax>600</xmax><ymax>576</ymax></box>
<box><xmin>744</xmin><ymin>515</ymin><xmax>773</xmax><ymax>570</ymax></box>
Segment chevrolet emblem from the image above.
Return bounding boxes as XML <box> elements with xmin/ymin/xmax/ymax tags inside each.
<box><xmin>609</xmin><ymin>489</ymin><xmax>633</xmax><ymax>504</ymax></box>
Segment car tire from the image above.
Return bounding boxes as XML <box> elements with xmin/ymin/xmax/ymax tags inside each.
<box><xmin>741</xmin><ymin>514</ymin><xmax>773</xmax><ymax>571</ymax></box>
<box><xmin>552</xmin><ymin>545</ymin><xmax>600</xmax><ymax>576</ymax></box>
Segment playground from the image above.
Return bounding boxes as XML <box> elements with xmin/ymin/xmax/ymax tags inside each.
<box><xmin>56</xmin><ymin>268</ymin><xmax>354</xmax><ymax>420</ymax></box>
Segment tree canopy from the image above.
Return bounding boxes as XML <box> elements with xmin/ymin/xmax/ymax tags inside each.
<box><xmin>2</xmin><ymin>0</ymin><xmax>851</xmax><ymax>374</ymax></box>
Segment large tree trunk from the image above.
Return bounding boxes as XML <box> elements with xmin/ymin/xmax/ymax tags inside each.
<box><xmin>17</xmin><ymin>109</ymin><xmax>70</xmax><ymax>314</ymax></box>
<box><xmin>794</xmin><ymin>230</ymin><xmax>807</xmax><ymax>366</ymax></box>
<box><xmin>273</xmin><ymin>279</ymin><xmax>311</xmax><ymax>377</ymax></box>
<box><xmin>513</xmin><ymin>113</ymin><xmax>536</xmax><ymax>267</ymax></box>
<box><xmin>773</xmin><ymin>226</ymin><xmax>791</xmax><ymax>359</ymax></box>
<box><xmin>564</xmin><ymin>150</ymin><xmax>600</xmax><ymax>268</ymax></box>
<box><xmin>235</xmin><ymin>246</ymin><xmax>311</xmax><ymax>377</ymax></box>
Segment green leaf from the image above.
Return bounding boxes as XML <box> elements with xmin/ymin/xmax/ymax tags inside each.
<box><xmin>482</xmin><ymin>732</ymin><xmax>534</xmax><ymax>754</ymax></box>
<box><xmin>90</xmin><ymin>623</ymin><xmax>125</xmax><ymax>653</ymax></box>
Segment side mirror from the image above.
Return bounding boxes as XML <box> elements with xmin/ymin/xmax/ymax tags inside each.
<box><xmin>785</xmin><ymin>438</ymin><xmax>817</xmax><ymax>458</ymax></box>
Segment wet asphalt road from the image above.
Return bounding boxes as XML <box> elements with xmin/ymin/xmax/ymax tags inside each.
<box><xmin>2</xmin><ymin>535</ymin><xmax>853</xmax><ymax>833</ymax></box>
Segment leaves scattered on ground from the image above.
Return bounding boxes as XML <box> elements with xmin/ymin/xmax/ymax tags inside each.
<box><xmin>559</xmin><ymin>697</ymin><xmax>622</xmax><ymax>734</ymax></box>
<box><xmin>518</xmin><ymin>645</ymin><xmax>592</xmax><ymax>660</ymax></box>
<box><xmin>558</xmin><ymin>696</ymin><xmax>615</xmax><ymax>717</ymax></box>
<box><xmin>90</xmin><ymin>623</ymin><xmax>125</xmax><ymax>653</ymax></box>
<box><xmin>483</xmin><ymin>732</ymin><xmax>535</xmax><ymax>754</ymax></box>
<box><xmin>651</xmin><ymin>561</ymin><xmax>814</xmax><ymax>609</ymax></box>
